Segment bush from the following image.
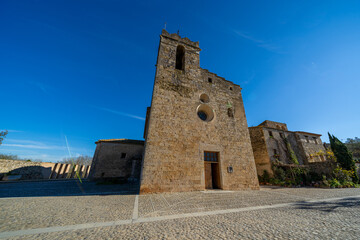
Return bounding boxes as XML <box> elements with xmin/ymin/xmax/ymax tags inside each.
<box><xmin>329</xmin><ymin>179</ymin><xmax>341</xmax><ymax>188</ymax></box>
<box><xmin>332</xmin><ymin>166</ymin><xmax>354</xmax><ymax>184</ymax></box>
<box><xmin>258</xmin><ymin>170</ymin><xmax>270</xmax><ymax>183</ymax></box>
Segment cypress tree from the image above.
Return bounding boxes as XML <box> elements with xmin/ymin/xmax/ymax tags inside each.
<box><xmin>328</xmin><ymin>132</ymin><xmax>359</xmax><ymax>183</ymax></box>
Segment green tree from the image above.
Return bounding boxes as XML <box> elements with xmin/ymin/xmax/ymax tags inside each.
<box><xmin>328</xmin><ymin>133</ymin><xmax>359</xmax><ymax>183</ymax></box>
<box><xmin>0</xmin><ymin>130</ymin><xmax>8</xmax><ymax>145</ymax></box>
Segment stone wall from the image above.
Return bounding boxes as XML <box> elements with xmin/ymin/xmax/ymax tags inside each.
<box><xmin>259</xmin><ymin>120</ymin><xmax>288</xmax><ymax>131</ymax></box>
<box><xmin>248</xmin><ymin>127</ymin><xmax>272</xmax><ymax>176</ymax></box>
<box><xmin>140</xmin><ymin>30</ymin><xmax>259</xmax><ymax>193</ymax></box>
<box><xmin>295</xmin><ymin>133</ymin><xmax>326</xmax><ymax>164</ymax></box>
<box><xmin>249</xmin><ymin>122</ymin><xmax>327</xmax><ymax>177</ymax></box>
<box><xmin>89</xmin><ymin>139</ymin><xmax>144</xmax><ymax>180</ymax></box>
<box><xmin>0</xmin><ymin>159</ymin><xmax>90</xmax><ymax>180</ymax></box>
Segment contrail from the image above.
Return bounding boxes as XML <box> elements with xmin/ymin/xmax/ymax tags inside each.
<box><xmin>64</xmin><ymin>135</ymin><xmax>83</xmax><ymax>184</ymax></box>
<box><xmin>94</xmin><ymin>106</ymin><xmax>145</xmax><ymax>121</ymax></box>
<box><xmin>64</xmin><ymin>135</ymin><xmax>72</xmax><ymax>158</ymax></box>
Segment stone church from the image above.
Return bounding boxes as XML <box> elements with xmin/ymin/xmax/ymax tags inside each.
<box><xmin>89</xmin><ymin>30</ymin><xmax>260</xmax><ymax>193</ymax></box>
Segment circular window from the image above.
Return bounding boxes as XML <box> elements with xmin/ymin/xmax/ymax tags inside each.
<box><xmin>197</xmin><ymin>111</ymin><xmax>207</xmax><ymax>121</ymax></box>
<box><xmin>199</xmin><ymin>93</ymin><xmax>210</xmax><ymax>103</ymax></box>
<box><xmin>196</xmin><ymin>104</ymin><xmax>214</xmax><ymax>122</ymax></box>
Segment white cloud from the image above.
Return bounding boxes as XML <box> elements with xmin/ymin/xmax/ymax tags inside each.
<box><xmin>0</xmin><ymin>129</ymin><xmax>23</xmax><ymax>133</ymax></box>
<box><xmin>2</xmin><ymin>143</ymin><xmax>65</xmax><ymax>150</ymax></box>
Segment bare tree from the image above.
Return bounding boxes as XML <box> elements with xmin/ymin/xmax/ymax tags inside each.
<box><xmin>0</xmin><ymin>130</ymin><xmax>8</xmax><ymax>145</ymax></box>
<box><xmin>60</xmin><ymin>155</ymin><xmax>92</xmax><ymax>166</ymax></box>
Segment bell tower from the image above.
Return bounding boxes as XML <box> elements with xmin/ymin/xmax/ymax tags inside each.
<box><xmin>140</xmin><ymin>30</ymin><xmax>259</xmax><ymax>193</ymax></box>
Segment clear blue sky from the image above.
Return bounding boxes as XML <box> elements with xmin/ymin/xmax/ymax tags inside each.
<box><xmin>1</xmin><ymin>0</ymin><xmax>359</xmax><ymax>162</ymax></box>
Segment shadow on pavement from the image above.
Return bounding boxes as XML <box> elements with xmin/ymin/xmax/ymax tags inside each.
<box><xmin>0</xmin><ymin>180</ymin><xmax>140</xmax><ymax>198</ymax></box>
<box><xmin>294</xmin><ymin>197</ymin><xmax>360</xmax><ymax>212</ymax></box>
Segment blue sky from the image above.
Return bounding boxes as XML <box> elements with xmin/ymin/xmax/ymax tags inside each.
<box><xmin>1</xmin><ymin>0</ymin><xmax>359</xmax><ymax>162</ymax></box>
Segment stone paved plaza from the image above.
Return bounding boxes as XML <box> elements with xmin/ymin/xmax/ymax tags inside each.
<box><xmin>0</xmin><ymin>181</ymin><xmax>359</xmax><ymax>239</ymax></box>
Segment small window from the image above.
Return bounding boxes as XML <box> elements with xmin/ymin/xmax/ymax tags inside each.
<box><xmin>208</xmin><ymin>77</ymin><xmax>213</xmax><ymax>83</ymax></box>
<box><xmin>305</xmin><ymin>136</ymin><xmax>309</xmax><ymax>143</ymax></box>
<box><xmin>279</xmin><ymin>133</ymin><xmax>284</xmax><ymax>138</ymax></box>
<box><xmin>229</xmin><ymin>87</ymin><xmax>233</xmax><ymax>91</ymax></box>
<box><xmin>227</xmin><ymin>108</ymin><xmax>234</xmax><ymax>118</ymax></box>
<box><xmin>269</xmin><ymin>131</ymin><xmax>273</xmax><ymax>137</ymax></box>
<box><xmin>121</xmin><ymin>153</ymin><xmax>127</xmax><ymax>158</ymax></box>
<box><xmin>273</xmin><ymin>149</ymin><xmax>277</xmax><ymax>155</ymax></box>
<box><xmin>200</xmin><ymin>93</ymin><xmax>210</xmax><ymax>103</ymax></box>
<box><xmin>312</xmin><ymin>137</ymin><xmax>317</xmax><ymax>144</ymax></box>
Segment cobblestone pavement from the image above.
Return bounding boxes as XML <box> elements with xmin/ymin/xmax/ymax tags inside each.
<box><xmin>0</xmin><ymin>184</ymin><xmax>359</xmax><ymax>239</ymax></box>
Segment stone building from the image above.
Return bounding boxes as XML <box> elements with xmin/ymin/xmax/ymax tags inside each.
<box><xmin>248</xmin><ymin>120</ymin><xmax>326</xmax><ymax>177</ymax></box>
<box><xmin>89</xmin><ymin>30</ymin><xmax>260</xmax><ymax>193</ymax></box>
<box><xmin>140</xmin><ymin>30</ymin><xmax>259</xmax><ymax>193</ymax></box>
<box><xmin>89</xmin><ymin>139</ymin><xmax>143</xmax><ymax>181</ymax></box>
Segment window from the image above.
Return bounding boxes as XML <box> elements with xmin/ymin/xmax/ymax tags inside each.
<box><xmin>121</xmin><ymin>153</ymin><xmax>127</xmax><ymax>158</ymax></box>
<box><xmin>197</xmin><ymin>111</ymin><xmax>207</xmax><ymax>121</ymax></box>
<box><xmin>199</xmin><ymin>93</ymin><xmax>210</xmax><ymax>103</ymax></box>
<box><xmin>313</xmin><ymin>137</ymin><xmax>317</xmax><ymax>144</ymax></box>
<box><xmin>204</xmin><ymin>151</ymin><xmax>219</xmax><ymax>162</ymax></box>
<box><xmin>269</xmin><ymin>131</ymin><xmax>273</xmax><ymax>137</ymax></box>
<box><xmin>279</xmin><ymin>133</ymin><xmax>284</xmax><ymax>138</ymax></box>
<box><xmin>305</xmin><ymin>136</ymin><xmax>309</xmax><ymax>143</ymax></box>
<box><xmin>273</xmin><ymin>149</ymin><xmax>277</xmax><ymax>155</ymax></box>
<box><xmin>175</xmin><ymin>45</ymin><xmax>185</xmax><ymax>70</ymax></box>
<box><xmin>197</xmin><ymin>104</ymin><xmax>214</xmax><ymax>122</ymax></box>
<box><xmin>229</xmin><ymin>87</ymin><xmax>233</xmax><ymax>91</ymax></box>
<box><xmin>208</xmin><ymin>77</ymin><xmax>213</xmax><ymax>83</ymax></box>
<box><xmin>227</xmin><ymin>108</ymin><xmax>234</xmax><ymax>118</ymax></box>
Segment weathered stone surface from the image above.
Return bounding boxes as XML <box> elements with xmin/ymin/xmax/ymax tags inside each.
<box><xmin>249</xmin><ymin>120</ymin><xmax>327</xmax><ymax>176</ymax></box>
<box><xmin>140</xmin><ymin>30</ymin><xmax>259</xmax><ymax>193</ymax></box>
<box><xmin>0</xmin><ymin>159</ymin><xmax>90</xmax><ymax>180</ymax></box>
<box><xmin>89</xmin><ymin>139</ymin><xmax>144</xmax><ymax>180</ymax></box>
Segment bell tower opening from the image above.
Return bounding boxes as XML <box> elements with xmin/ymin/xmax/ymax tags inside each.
<box><xmin>175</xmin><ymin>45</ymin><xmax>185</xmax><ymax>70</ymax></box>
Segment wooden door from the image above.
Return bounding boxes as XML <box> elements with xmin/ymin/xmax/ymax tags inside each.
<box><xmin>211</xmin><ymin>163</ymin><xmax>221</xmax><ymax>189</ymax></box>
<box><xmin>204</xmin><ymin>162</ymin><xmax>213</xmax><ymax>189</ymax></box>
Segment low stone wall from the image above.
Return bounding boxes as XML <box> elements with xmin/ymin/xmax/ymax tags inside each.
<box><xmin>307</xmin><ymin>161</ymin><xmax>336</xmax><ymax>176</ymax></box>
<box><xmin>0</xmin><ymin>159</ymin><xmax>91</xmax><ymax>180</ymax></box>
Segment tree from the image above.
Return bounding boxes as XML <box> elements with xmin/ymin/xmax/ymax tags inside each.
<box><xmin>328</xmin><ymin>133</ymin><xmax>359</xmax><ymax>183</ymax></box>
<box><xmin>0</xmin><ymin>130</ymin><xmax>8</xmax><ymax>145</ymax></box>
<box><xmin>60</xmin><ymin>155</ymin><xmax>92</xmax><ymax>166</ymax></box>
<box><xmin>345</xmin><ymin>137</ymin><xmax>360</xmax><ymax>162</ymax></box>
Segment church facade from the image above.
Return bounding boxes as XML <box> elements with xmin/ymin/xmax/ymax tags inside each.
<box><xmin>89</xmin><ymin>30</ymin><xmax>262</xmax><ymax>193</ymax></box>
<box><xmin>140</xmin><ymin>30</ymin><xmax>259</xmax><ymax>193</ymax></box>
